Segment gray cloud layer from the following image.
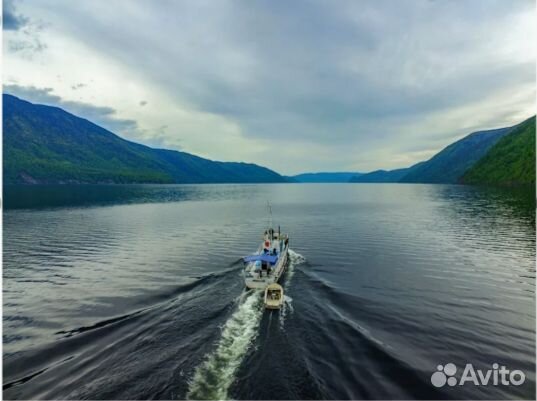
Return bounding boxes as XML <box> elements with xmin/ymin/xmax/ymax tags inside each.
<box><xmin>4</xmin><ymin>84</ymin><xmax>139</xmax><ymax>134</ymax></box>
<box><xmin>3</xmin><ymin>0</ymin><xmax>535</xmax><ymax>173</ymax></box>
<box><xmin>2</xmin><ymin>0</ymin><xmax>28</xmax><ymax>30</ymax></box>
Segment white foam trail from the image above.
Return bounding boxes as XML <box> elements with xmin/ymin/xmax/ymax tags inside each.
<box><xmin>279</xmin><ymin>295</ymin><xmax>294</xmax><ymax>329</ymax></box>
<box><xmin>187</xmin><ymin>290</ymin><xmax>263</xmax><ymax>400</ymax></box>
<box><xmin>284</xmin><ymin>249</ymin><xmax>306</xmax><ymax>287</ymax></box>
<box><xmin>279</xmin><ymin>249</ymin><xmax>305</xmax><ymax>328</ymax></box>
<box><xmin>187</xmin><ymin>250</ymin><xmax>306</xmax><ymax>399</ymax></box>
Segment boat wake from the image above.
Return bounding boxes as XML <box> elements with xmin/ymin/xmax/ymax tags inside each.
<box><xmin>285</xmin><ymin>249</ymin><xmax>306</xmax><ymax>287</ymax></box>
<box><xmin>186</xmin><ymin>249</ymin><xmax>306</xmax><ymax>400</ymax></box>
<box><xmin>279</xmin><ymin>249</ymin><xmax>305</xmax><ymax>328</ymax></box>
<box><xmin>279</xmin><ymin>295</ymin><xmax>294</xmax><ymax>329</ymax></box>
<box><xmin>186</xmin><ymin>290</ymin><xmax>263</xmax><ymax>400</ymax></box>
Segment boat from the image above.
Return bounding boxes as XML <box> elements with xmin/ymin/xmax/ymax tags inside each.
<box><xmin>264</xmin><ymin>283</ymin><xmax>284</xmax><ymax>309</ymax></box>
<box><xmin>243</xmin><ymin>204</ymin><xmax>289</xmax><ymax>289</ymax></box>
<box><xmin>243</xmin><ymin>227</ymin><xmax>289</xmax><ymax>289</ymax></box>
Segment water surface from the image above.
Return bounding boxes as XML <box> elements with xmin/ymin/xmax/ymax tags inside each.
<box><xmin>3</xmin><ymin>184</ymin><xmax>535</xmax><ymax>399</ymax></box>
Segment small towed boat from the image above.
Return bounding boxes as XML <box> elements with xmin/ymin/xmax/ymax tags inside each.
<box><xmin>264</xmin><ymin>283</ymin><xmax>284</xmax><ymax>309</ymax></box>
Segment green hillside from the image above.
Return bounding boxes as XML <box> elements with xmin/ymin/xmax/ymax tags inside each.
<box><xmin>461</xmin><ymin>116</ymin><xmax>535</xmax><ymax>186</ymax></box>
<box><xmin>3</xmin><ymin>94</ymin><xmax>286</xmax><ymax>184</ymax></box>
<box><xmin>351</xmin><ymin>125</ymin><xmax>515</xmax><ymax>184</ymax></box>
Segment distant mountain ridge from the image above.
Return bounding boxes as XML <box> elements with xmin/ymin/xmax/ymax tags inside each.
<box><xmin>399</xmin><ymin>127</ymin><xmax>511</xmax><ymax>183</ymax></box>
<box><xmin>3</xmin><ymin>94</ymin><xmax>286</xmax><ymax>184</ymax></box>
<box><xmin>350</xmin><ymin>119</ymin><xmax>533</xmax><ymax>185</ymax></box>
<box><xmin>4</xmin><ymin>94</ymin><xmax>533</xmax><ymax>187</ymax></box>
<box><xmin>350</xmin><ymin>167</ymin><xmax>415</xmax><ymax>183</ymax></box>
<box><xmin>291</xmin><ymin>172</ymin><xmax>363</xmax><ymax>183</ymax></box>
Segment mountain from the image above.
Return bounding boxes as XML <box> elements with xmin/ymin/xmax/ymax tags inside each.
<box><xmin>350</xmin><ymin>167</ymin><xmax>413</xmax><ymax>183</ymax></box>
<box><xmin>461</xmin><ymin>116</ymin><xmax>535</xmax><ymax>186</ymax></box>
<box><xmin>399</xmin><ymin>126</ymin><xmax>512</xmax><ymax>183</ymax></box>
<box><xmin>3</xmin><ymin>94</ymin><xmax>286</xmax><ymax>184</ymax></box>
<box><xmin>291</xmin><ymin>172</ymin><xmax>363</xmax><ymax>183</ymax></box>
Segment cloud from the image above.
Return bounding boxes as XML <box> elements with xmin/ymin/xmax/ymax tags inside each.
<box><xmin>4</xmin><ymin>0</ymin><xmax>47</xmax><ymax>58</ymax></box>
<box><xmin>71</xmin><ymin>83</ymin><xmax>86</xmax><ymax>90</ymax></box>
<box><xmin>140</xmin><ymin>124</ymin><xmax>178</xmax><ymax>149</ymax></box>
<box><xmin>2</xmin><ymin>0</ymin><xmax>28</xmax><ymax>30</ymax></box>
<box><xmin>2</xmin><ymin>0</ymin><xmax>535</xmax><ymax>173</ymax></box>
<box><xmin>4</xmin><ymin>84</ymin><xmax>140</xmax><ymax>135</ymax></box>
<box><xmin>8</xmin><ymin>37</ymin><xmax>46</xmax><ymax>54</ymax></box>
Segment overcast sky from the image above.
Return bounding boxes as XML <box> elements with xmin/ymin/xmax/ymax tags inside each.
<box><xmin>3</xmin><ymin>0</ymin><xmax>535</xmax><ymax>174</ymax></box>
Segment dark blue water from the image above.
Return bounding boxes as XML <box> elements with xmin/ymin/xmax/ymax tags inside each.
<box><xmin>3</xmin><ymin>184</ymin><xmax>535</xmax><ymax>399</ymax></box>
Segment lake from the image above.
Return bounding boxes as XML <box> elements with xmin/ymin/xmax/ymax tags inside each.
<box><xmin>3</xmin><ymin>183</ymin><xmax>535</xmax><ymax>399</ymax></box>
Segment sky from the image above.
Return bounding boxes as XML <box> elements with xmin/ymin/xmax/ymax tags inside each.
<box><xmin>2</xmin><ymin>0</ymin><xmax>535</xmax><ymax>175</ymax></box>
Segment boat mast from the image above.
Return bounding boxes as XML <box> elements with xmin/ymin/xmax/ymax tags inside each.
<box><xmin>267</xmin><ymin>201</ymin><xmax>273</xmax><ymax>230</ymax></box>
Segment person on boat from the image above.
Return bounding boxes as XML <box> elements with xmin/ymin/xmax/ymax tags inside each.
<box><xmin>254</xmin><ymin>260</ymin><xmax>262</xmax><ymax>278</ymax></box>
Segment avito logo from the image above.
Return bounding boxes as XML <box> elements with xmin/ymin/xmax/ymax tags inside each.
<box><xmin>431</xmin><ymin>363</ymin><xmax>525</xmax><ymax>388</ymax></box>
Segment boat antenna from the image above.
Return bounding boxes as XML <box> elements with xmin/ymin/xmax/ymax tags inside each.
<box><xmin>267</xmin><ymin>201</ymin><xmax>273</xmax><ymax>229</ymax></box>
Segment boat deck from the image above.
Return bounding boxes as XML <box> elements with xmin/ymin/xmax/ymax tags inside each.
<box><xmin>243</xmin><ymin>232</ymin><xmax>289</xmax><ymax>289</ymax></box>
